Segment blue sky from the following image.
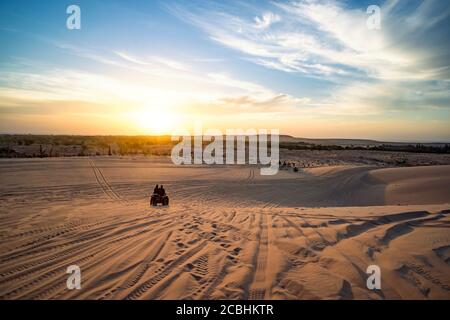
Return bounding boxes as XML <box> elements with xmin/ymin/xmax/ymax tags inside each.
<box><xmin>0</xmin><ymin>0</ymin><xmax>449</xmax><ymax>141</ymax></box>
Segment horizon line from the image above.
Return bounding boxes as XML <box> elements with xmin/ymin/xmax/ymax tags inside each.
<box><xmin>1</xmin><ymin>132</ymin><xmax>449</xmax><ymax>144</ymax></box>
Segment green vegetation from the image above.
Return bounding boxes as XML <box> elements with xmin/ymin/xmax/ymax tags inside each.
<box><xmin>280</xmin><ymin>142</ymin><xmax>450</xmax><ymax>154</ymax></box>
<box><xmin>0</xmin><ymin>135</ymin><xmax>176</xmax><ymax>158</ymax></box>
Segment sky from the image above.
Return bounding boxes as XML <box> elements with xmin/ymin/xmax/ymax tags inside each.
<box><xmin>0</xmin><ymin>0</ymin><xmax>449</xmax><ymax>141</ymax></box>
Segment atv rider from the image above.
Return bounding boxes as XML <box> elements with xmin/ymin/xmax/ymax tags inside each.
<box><xmin>159</xmin><ymin>185</ymin><xmax>166</xmax><ymax>196</ymax></box>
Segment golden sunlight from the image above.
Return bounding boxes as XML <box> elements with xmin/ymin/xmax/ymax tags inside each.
<box><xmin>132</xmin><ymin>108</ymin><xmax>180</xmax><ymax>135</ymax></box>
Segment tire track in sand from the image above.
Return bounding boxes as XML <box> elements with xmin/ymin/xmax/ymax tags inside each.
<box><xmin>89</xmin><ymin>158</ymin><xmax>129</xmax><ymax>205</ymax></box>
<box><xmin>99</xmin><ymin>230</ymin><xmax>174</xmax><ymax>299</ymax></box>
<box><xmin>248</xmin><ymin>212</ymin><xmax>269</xmax><ymax>300</ymax></box>
<box><xmin>125</xmin><ymin>240</ymin><xmax>208</xmax><ymax>300</ymax></box>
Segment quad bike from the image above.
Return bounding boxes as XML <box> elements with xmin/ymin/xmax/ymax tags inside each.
<box><xmin>150</xmin><ymin>193</ymin><xmax>169</xmax><ymax>206</ymax></box>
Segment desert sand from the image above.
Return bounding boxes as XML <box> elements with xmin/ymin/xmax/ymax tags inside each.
<box><xmin>0</xmin><ymin>157</ymin><xmax>449</xmax><ymax>299</ymax></box>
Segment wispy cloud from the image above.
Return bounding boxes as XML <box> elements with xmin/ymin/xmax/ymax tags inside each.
<box><xmin>254</xmin><ymin>12</ymin><xmax>281</xmax><ymax>29</ymax></box>
<box><xmin>115</xmin><ymin>51</ymin><xmax>189</xmax><ymax>71</ymax></box>
<box><xmin>47</xmin><ymin>41</ymin><xmax>310</xmax><ymax>111</ymax></box>
<box><xmin>168</xmin><ymin>0</ymin><xmax>450</xmax><ymax>81</ymax></box>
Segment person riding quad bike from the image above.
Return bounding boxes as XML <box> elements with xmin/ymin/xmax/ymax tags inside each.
<box><xmin>150</xmin><ymin>184</ymin><xmax>169</xmax><ymax>206</ymax></box>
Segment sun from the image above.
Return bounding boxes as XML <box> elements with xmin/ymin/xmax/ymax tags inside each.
<box><xmin>133</xmin><ymin>109</ymin><xmax>179</xmax><ymax>135</ymax></box>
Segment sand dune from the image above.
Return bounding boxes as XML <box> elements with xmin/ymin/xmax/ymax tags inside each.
<box><xmin>371</xmin><ymin>166</ymin><xmax>450</xmax><ymax>205</ymax></box>
<box><xmin>0</xmin><ymin>158</ymin><xmax>449</xmax><ymax>299</ymax></box>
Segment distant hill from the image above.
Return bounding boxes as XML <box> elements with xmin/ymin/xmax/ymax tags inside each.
<box><xmin>279</xmin><ymin>135</ymin><xmax>384</xmax><ymax>146</ymax></box>
<box><xmin>279</xmin><ymin>135</ymin><xmax>447</xmax><ymax>147</ymax></box>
